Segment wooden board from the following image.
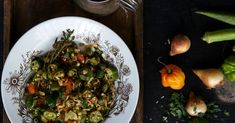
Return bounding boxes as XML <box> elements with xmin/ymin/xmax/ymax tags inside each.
<box><xmin>3</xmin><ymin>0</ymin><xmax>143</xmax><ymax>123</ymax></box>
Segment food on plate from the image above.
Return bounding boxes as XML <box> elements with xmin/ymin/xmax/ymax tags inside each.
<box><xmin>195</xmin><ymin>11</ymin><xmax>235</xmax><ymax>26</ymax></box>
<box><xmin>193</xmin><ymin>68</ymin><xmax>224</xmax><ymax>89</ymax></box>
<box><xmin>158</xmin><ymin>57</ymin><xmax>185</xmax><ymax>90</ymax></box>
<box><xmin>221</xmin><ymin>56</ymin><xmax>235</xmax><ymax>82</ymax></box>
<box><xmin>169</xmin><ymin>34</ymin><xmax>191</xmax><ymax>56</ymax></box>
<box><xmin>202</xmin><ymin>28</ymin><xmax>235</xmax><ymax>43</ymax></box>
<box><xmin>24</xmin><ymin>29</ymin><xmax>118</xmax><ymax>123</ymax></box>
<box><xmin>185</xmin><ymin>92</ymin><xmax>207</xmax><ymax>116</ymax></box>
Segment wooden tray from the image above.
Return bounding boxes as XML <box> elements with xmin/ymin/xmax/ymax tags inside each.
<box><xmin>3</xmin><ymin>0</ymin><xmax>143</xmax><ymax>123</ymax></box>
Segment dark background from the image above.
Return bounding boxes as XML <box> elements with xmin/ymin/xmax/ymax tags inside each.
<box><xmin>144</xmin><ymin>0</ymin><xmax>235</xmax><ymax>123</ymax></box>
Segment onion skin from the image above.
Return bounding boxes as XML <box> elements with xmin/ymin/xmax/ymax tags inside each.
<box><xmin>185</xmin><ymin>92</ymin><xmax>207</xmax><ymax>116</ymax></box>
<box><xmin>170</xmin><ymin>34</ymin><xmax>191</xmax><ymax>56</ymax></box>
<box><xmin>193</xmin><ymin>68</ymin><xmax>224</xmax><ymax>89</ymax></box>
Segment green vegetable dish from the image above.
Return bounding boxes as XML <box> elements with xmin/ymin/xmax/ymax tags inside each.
<box><xmin>24</xmin><ymin>29</ymin><xmax>119</xmax><ymax>123</ymax></box>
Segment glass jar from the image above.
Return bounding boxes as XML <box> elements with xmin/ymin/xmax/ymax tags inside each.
<box><xmin>74</xmin><ymin>0</ymin><xmax>120</xmax><ymax>16</ymax></box>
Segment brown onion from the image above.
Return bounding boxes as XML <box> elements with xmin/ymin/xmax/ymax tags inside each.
<box><xmin>170</xmin><ymin>34</ymin><xmax>191</xmax><ymax>56</ymax></box>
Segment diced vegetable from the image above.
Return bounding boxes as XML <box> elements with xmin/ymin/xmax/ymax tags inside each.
<box><xmin>102</xmin><ymin>84</ymin><xmax>109</xmax><ymax>93</ymax></box>
<box><xmin>31</xmin><ymin>59</ymin><xmax>42</xmax><ymax>72</ymax></box>
<box><xmin>43</xmin><ymin>111</ymin><xmax>57</xmax><ymax>121</ymax></box>
<box><xmin>76</xmin><ymin>53</ymin><xmax>85</xmax><ymax>63</ymax></box>
<box><xmin>85</xmin><ymin>46</ymin><xmax>95</xmax><ymax>56</ymax></box>
<box><xmin>79</xmin><ymin>68</ymin><xmax>94</xmax><ymax>81</ymax></box>
<box><xmin>88</xmin><ymin>57</ymin><xmax>100</xmax><ymax>66</ymax></box>
<box><xmin>32</xmin><ymin>108</ymin><xmax>40</xmax><ymax>117</ymax></box>
<box><xmin>64</xmin><ymin>78</ymin><xmax>74</xmax><ymax>94</ymax></box>
<box><xmin>50</xmin><ymin>82</ymin><xmax>60</xmax><ymax>91</ymax></box>
<box><xmin>41</xmin><ymin>115</ymin><xmax>48</xmax><ymax>122</ymax></box>
<box><xmin>33</xmin><ymin>70</ymin><xmax>46</xmax><ymax>82</ymax></box>
<box><xmin>48</xmin><ymin>64</ymin><xmax>58</xmax><ymax>72</ymax></box>
<box><xmin>105</xmin><ymin>66</ymin><xmax>118</xmax><ymax>82</ymax></box>
<box><xmin>88</xmin><ymin>111</ymin><xmax>103</xmax><ymax>123</ymax></box>
<box><xmin>53</xmin><ymin>70</ymin><xmax>65</xmax><ymax>81</ymax></box>
<box><xmin>85</xmin><ymin>78</ymin><xmax>100</xmax><ymax>90</ymax></box>
<box><xmin>65</xmin><ymin>110</ymin><xmax>78</xmax><ymax>122</ymax></box>
<box><xmin>96</xmin><ymin>70</ymin><xmax>105</xmax><ymax>78</ymax></box>
<box><xmin>67</xmin><ymin>68</ymin><xmax>77</xmax><ymax>77</ymax></box>
<box><xmin>25</xmin><ymin>96</ymin><xmax>36</xmax><ymax>110</ymax></box>
<box><xmin>27</xmin><ymin>83</ymin><xmax>37</xmax><ymax>95</ymax></box>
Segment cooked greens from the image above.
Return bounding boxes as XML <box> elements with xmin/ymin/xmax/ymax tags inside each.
<box><xmin>24</xmin><ymin>29</ymin><xmax>118</xmax><ymax>123</ymax></box>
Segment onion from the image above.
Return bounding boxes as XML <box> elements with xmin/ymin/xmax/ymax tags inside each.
<box><xmin>170</xmin><ymin>34</ymin><xmax>191</xmax><ymax>56</ymax></box>
<box><xmin>185</xmin><ymin>92</ymin><xmax>207</xmax><ymax>116</ymax></box>
<box><xmin>193</xmin><ymin>68</ymin><xmax>224</xmax><ymax>89</ymax></box>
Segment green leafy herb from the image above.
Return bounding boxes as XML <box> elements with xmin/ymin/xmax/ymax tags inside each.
<box><xmin>168</xmin><ymin>92</ymin><xmax>187</xmax><ymax>119</ymax></box>
<box><xmin>45</xmin><ymin>29</ymin><xmax>75</xmax><ymax>63</ymax></box>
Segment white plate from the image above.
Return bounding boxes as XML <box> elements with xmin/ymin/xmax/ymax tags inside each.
<box><xmin>1</xmin><ymin>17</ymin><xmax>139</xmax><ymax>123</ymax></box>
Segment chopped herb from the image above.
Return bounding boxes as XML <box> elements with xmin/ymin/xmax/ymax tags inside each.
<box><xmin>224</xmin><ymin>111</ymin><xmax>230</xmax><ymax>117</ymax></box>
<box><xmin>162</xmin><ymin>116</ymin><xmax>168</xmax><ymax>123</ymax></box>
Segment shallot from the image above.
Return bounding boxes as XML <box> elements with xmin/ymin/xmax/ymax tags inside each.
<box><xmin>185</xmin><ymin>92</ymin><xmax>207</xmax><ymax>116</ymax></box>
<box><xmin>169</xmin><ymin>34</ymin><xmax>191</xmax><ymax>56</ymax></box>
<box><xmin>193</xmin><ymin>68</ymin><xmax>224</xmax><ymax>89</ymax></box>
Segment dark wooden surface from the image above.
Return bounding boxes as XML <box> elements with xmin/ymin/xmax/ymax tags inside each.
<box><xmin>2</xmin><ymin>0</ymin><xmax>143</xmax><ymax>123</ymax></box>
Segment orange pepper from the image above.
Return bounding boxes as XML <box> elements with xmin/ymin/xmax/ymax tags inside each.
<box><xmin>160</xmin><ymin>64</ymin><xmax>185</xmax><ymax>90</ymax></box>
